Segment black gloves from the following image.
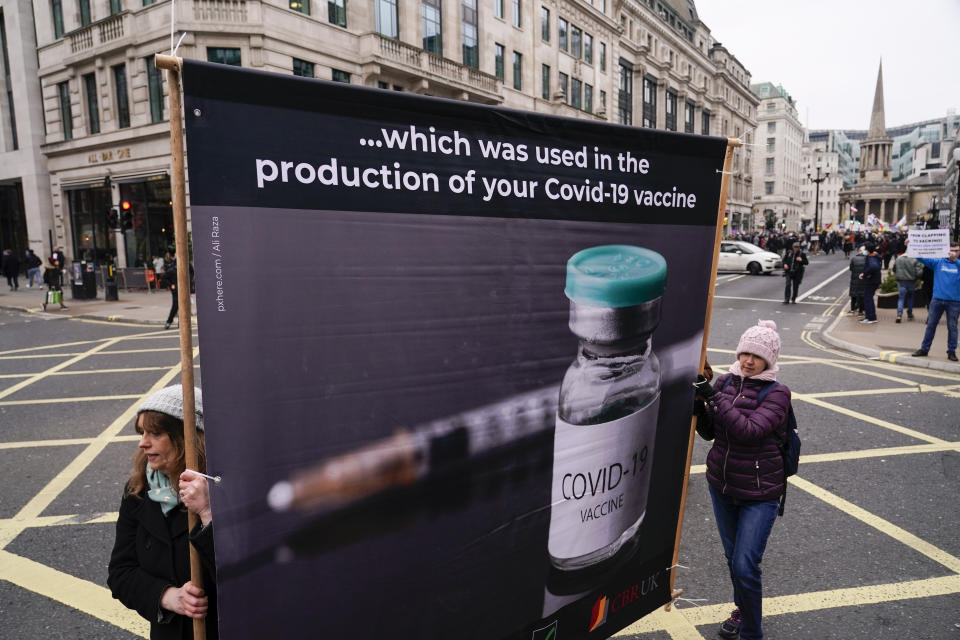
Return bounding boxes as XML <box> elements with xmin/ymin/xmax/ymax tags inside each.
<box><xmin>693</xmin><ymin>374</ymin><xmax>716</xmax><ymax>399</ymax></box>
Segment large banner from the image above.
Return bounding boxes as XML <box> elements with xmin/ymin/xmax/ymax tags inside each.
<box><xmin>182</xmin><ymin>60</ymin><xmax>726</xmax><ymax>639</ymax></box>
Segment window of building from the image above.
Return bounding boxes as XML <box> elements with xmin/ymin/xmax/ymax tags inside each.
<box><xmin>83</xmin><ymin>73</ymin><xmax>99</xmax><ymax>134</ymax></box>
<box><xmin>332</xmin><ymin>69</ymin><xmax>350</xmax><ymax>83</ymax></box>
<box><xmin>292</xmin><ymin>58</ymin><xmax>314</xmax><ymax>77</ymax></box>
<box><xmin>641</xmin><ymin>75</ymin><xmax>656</xmax><ymax>128</ymax></box>
<box><xmin>146</xmin><ymin>58</ymin><xmax>164</xmax><ymax>122</ymax></box>
<box><xmin>558</xmin><ymin>17</ymin><xmax>567</xmax><ymax>51</ymax></box>
<box><xmin>618</xmin><ymin>60</ymin><xmax>632</xmax><ymax>125</ymax></box>
<box><xmin>665</xmin><ymin>90</ymin><xmax>676</xmax><ymax>131</ymax></box>
<box><xmin>109</xmin><ymin>0</ymin><xmax>122</xmax><ymax>14</ymax></box>
<box><xmin>142</xmin><ymin>0</ymin><xmax>157</xmax><ymax>5</ymax></box>
<box><xmin>376</xmin><ymin>0</ymin><xmax>398</xmax><ymax>37</ymax></box>
<box><xmin>766</xmin><ymin>137</ymin><xmax>775</xmax><ymax>152</ymax></box>
<box><xmin>328</xmin><ymin>0</ymin><xmax>346</xmax><ymax>25</ymax></box>
<box><xmin>584</xmin><ymin>33</ymin><xmax>592</xmax><ymax>64</ymax></box>
<box><xmin>289</xmin><ymin>0</ymin><xmax>309</xmax><ymax>14</ymax></box>
<box><xmin>461</xmin><ymin>0</ymin><xmax>478</xmax><ymax>67</ymax></box>
<box><xmin>767</xmin><ymin>121</ymin><xmax>775</xmax><ymax>133</ymax></box>
<box><xmin>764</xmin><ymin>181</ymin><xmax>774</xmax><ymax>195</ymax></box>
<box><xmin>558</xmin><ymin>71</ymin><xmax>568</xmax><ymax>103</ymax></box>
<box><xmin>584</xmin><ymin>83</ymin><xmax>592</xmax><ymax>113</ymax></box>
<box><xmin>207</xmin><ymin>47</ymin><xmax>241</xmax><ymax>66</ymax></box>
<box><xmin>51</xmin><ymin>0</ymin><xmax>64</xmax><ymax>38</ymax></box>
<box><xmin>112</xmin><ymin>64</ymin><xmax>129</xmax><ymax>128</ymax></box>
<box><xmin>766</xmin><ymin>101</ymin><xmax>775</xmax><ymax>110</ymax></box>
<box><xmin>494</xmin><ymin>43</ymin><xmax>504</xmax><ymax>81</ymax></box>
<box><xmin>600</xmin><ymin>41</ymin><xmax>606</xmax><ymax>71</ymax></box>
<box><xmin>765</xmin><ymin>157</ymin><xmax>774</xmax><ymax>174</ymax></box>
<box><xmin>512</xmin><ymin>51</ymin><xmax>522</xmax><ymax>90</ymax></box>
<box><xmin>570</xmin><ymin>77</ymin><xmax>581</xmax><ymax>109</ymax></box>
<box><xmin>541</xmin><ymin>7</ymin><xmax>549</xmax><ymax>40</ymax></box>
<box><xmin>571</xmin><ymin>25</ymin><xmax>581</xmax><ymax>58</ymax></box>
<box><xmin>0</xmin><ymin>9</ymin><xmax>17</xmax><ymax>150</ymax></box>
<box><xmin>79</xmin><ymin>0</ymin><xmax>91</xmax><ymax>26</ymax></box>
<box><xmin>701</xmin><ymin>109</ymin><xmax>710</xmax><ymax>135</ymax></box>
<box><xmin>511</xmin><ymin>0</ymin><xmax>520</xmax><ymax>27</ymax></box>
<box><xmin>541</xmin><ymin>63</ymin><xmax>550</xmax><ymax>100</ymax></box>
<box><xmin>422</xmin><ymin>0</ymin><xmax>441</xmax><ymax>53</ymax></box>
<box><xmin>600</xmin><ymin>89</ymin><xmax>606</xmax><ymax>113</ymax></box>
<box><xmin>684</xmin><ymin>100</ymin><xmax>694</xmax><ymax>133</ymax></box>
<box><xmin>494</xmin><ymin>0</ymin><xmax>503</xmax><ymax>19</ymax></box>
<box><xmin>58</xmin><ymin>80</ymin><xmax>72</xmax><ymax>140</ymax></box>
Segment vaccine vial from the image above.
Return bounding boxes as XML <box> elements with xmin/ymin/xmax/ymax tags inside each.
<box><xmin>548</xmin><ymin>245</ymin><xmax>665</xmax><ymax>571</ymax></box>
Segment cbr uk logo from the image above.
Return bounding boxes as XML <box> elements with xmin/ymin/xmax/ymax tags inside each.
<box><xmin>588</xmin><ymin>596</ymin><xmax>608</xmax><ymax>632</ymax></box>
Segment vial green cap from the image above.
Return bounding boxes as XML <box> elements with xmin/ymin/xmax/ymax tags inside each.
<box><xmin>565</xmin><ymin>245</ymin><xmax>667</xmax><ymax>308</ymax></box>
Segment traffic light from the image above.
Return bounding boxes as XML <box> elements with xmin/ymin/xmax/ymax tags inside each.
<box><xmin>106</xmin><ymin>208</ymin><xmax>119</xmax><ymax>229</ymax></box>
<box><xmin>121</xmin><ymin>201</ymin><xmax>133</xmax><ymax>230</ymax></box>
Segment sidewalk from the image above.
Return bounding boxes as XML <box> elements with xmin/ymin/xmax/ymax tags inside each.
<box><xmin>0</xmin><ymin>284</ymin><xmax>188</xmax><ymax>326</ymax></box>
<box><xmin>821</xmin><ymin>303</ymin><xmax>960</xmax><ymax>374</ymax></box>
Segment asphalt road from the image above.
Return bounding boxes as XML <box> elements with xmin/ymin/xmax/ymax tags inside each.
<box><xmin>1</xmin><ymin>250</ymin><xmax>958</xmax><ymax>639</ymax></box>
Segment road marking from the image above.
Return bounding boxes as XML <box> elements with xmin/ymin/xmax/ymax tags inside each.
<box><xmin>0</xmin><ymin>394</ymin><xmax>143</xmax><ymax>406</ymax></box>
<box><xmin>0</xmin><ymin>352</ymin><xmax>84</xmax><ymax>360</ymax></box>
<box><xmin>803</xmin><ymin>385</ymin><xmax>960</xmax><ymax>398</ymax></box>
<box><xmin>714</xmin><ymin>295</ymin><xmax>832</xmax><ymax>305</ymax></box>
<box><xmin>0</xmin><ymin>329</ymin><xmax>171</xmax><ymax>356</ymax></box>
<box><xmin>0</xmin><ymin>340</ymin><xmax>120</xmax><ymax>401</ymax></box>
<box><xmin>615</xmin><ymin>605</ymin><xmax>705</xmax><ymax>637</ymax></box>
<box><xmin>795</xmin><ymin>264</ymin><xmax>849</xmax><ymax>302</ymax></box>
<box><xmin>0</xmin><ymin>512</ymin><xmax>119</xmax><ymax>529</ymax></box>
<box><xmin>0</xmin><ymin>435</ymin><xmax>138</xmax><ymax>450</ymax></box>
<box><xmin>0</xmin><ymin>365</ymin><xmax>201</xmax><ymax>380</ymax></box>
<box><xmin>793</xmin><ymin>395</ymin><xmax>946</xmax><ymax>445</ymax></box>
<box><xmin>0</xmin><ymin>550</ymin><xmax>149</xmax><ymax>638</ymax></box>
<box><xmin>790</xmin><ymin>476</ymin><xmax>960</xmax><ymax>572</ymax></box>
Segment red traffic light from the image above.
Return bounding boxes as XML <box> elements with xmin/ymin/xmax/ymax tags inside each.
<box><xmin>121</xmin><ymin>201</ymin><xmax>131</xmax><ymax>210</ymax></box>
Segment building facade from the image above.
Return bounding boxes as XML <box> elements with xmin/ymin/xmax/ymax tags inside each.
<box><xmin>799</xmin><ymin>143</ymin><xmax>842</xmax><ymax>229</ymax></box>
<box><xmin>750</xmin><ymin>82</ymin><xmax>804</xmax><ymax>231</ymax></box>
<box><xmin>19</xmin><ymin>0</ymin><xmax>758</xmax><ymax>268</ymax></box>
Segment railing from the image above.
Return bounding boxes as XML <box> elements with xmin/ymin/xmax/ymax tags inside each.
<box><xmin>374</xmin><ymin>35</ymin><xmax>499</xmax><ymax>97</ymax></box>
<box><xmin>68</xmin><ymin>12</ymin><xmax>126</xmax><ymax>53</ymax></box>
<box><xmin>193</xmin><ymin>0</ymin><xmax>248</xmax><ymax>23</ymax></box>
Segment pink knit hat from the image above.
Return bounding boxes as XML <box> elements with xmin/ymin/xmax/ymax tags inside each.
<box><xmin>736</xmin><ymin>320</ymin><xmax>781</xmax><ymax>367</ymax></box>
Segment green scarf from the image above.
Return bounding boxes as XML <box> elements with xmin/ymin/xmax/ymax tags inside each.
<box><xmin>146</xmin><ymin>467</ymin><xmax>181</xmax><ymax>515</ymax></box>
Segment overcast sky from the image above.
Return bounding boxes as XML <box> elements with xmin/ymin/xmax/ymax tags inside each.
<box><xmin>693</xmin><ymin>0</ymin><xmax>960</xmax><ymax>131</ymax></box>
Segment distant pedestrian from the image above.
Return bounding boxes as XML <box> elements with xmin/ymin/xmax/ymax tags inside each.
<box><xmin>892</xmin><ymin>243</ymin><xmax>923</xmax><ymax>323</ymax></box>
<box><xmin>848</xmin><ymin>246</ymin><xmax>867</xmax><ymax>316</ymax></box>
<box><xmin>41</xmin><ymin>257</ymin><xmax>69</xmax><ymax>311</ymax></box>
<box><xmin>781</xmin><ymin>242</ymin><xmax>808</xmax><ymax>304</ymax></box>
<box><xmin>858</xmin><ymin>243</ymin><xmax>882</xmax><ymax>324</ymax></box>
<box><xmin>2</xmin><ymin>249</ymin><xmax>20</xmax><ymax>291</ymax></box>
<box><xmin>25</xmin><ymin>250</ymin><xmax>43</xmax><ymax>288</ymax></box>
<box><xmin>912</xmin><ymin>242</ymin><xmax>960</xmax><ymax>362</ymax></box>
<box><xmin>163</xmin><ymin>259</ymin><xmax>179</xmax><ymax>330</ymax></box>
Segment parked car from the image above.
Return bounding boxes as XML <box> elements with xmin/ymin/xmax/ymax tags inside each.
<box><xmin>717</xmin><ymin>241</ymin><xmax>781</xmax><ymax>275</ymax></box>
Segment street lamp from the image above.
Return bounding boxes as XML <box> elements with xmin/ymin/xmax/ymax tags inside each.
<box><xmin>806</xmin><ymin>159</ymin><xmax>830</xmax><ymax>234</ymax></box>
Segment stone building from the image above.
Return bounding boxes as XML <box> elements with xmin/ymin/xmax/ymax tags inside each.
<box><xmin>799</xmin><ymin>143</ymin><xmax>842</xmax><ymax>229</ymax></box>
<box><xmin>749</xmin><ymin>81</ymin><xmax>804</xmax><ymax>232</ymax></box>
<box><xmin>8</xmin><ymin>0</ymin><xmax>757</xmax><ymax>267</ymax></box>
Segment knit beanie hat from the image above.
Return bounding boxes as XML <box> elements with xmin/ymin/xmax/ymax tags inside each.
<box><xmin>736</xmin><ymin>320</ymin><xmax>781</xmax><ymax>368</ymax></box>
<box><xmin>137</xmin><ymin>384</ymin><xmax>204</xmax><ymax>431</ymax></box>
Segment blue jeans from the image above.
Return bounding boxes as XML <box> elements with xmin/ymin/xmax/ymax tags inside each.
<box><xmin>863</xmin><ymin>284</ymin><xmax>878</xmax><ymax>321</ymax></box>
<box><xmin>921</xmin><ymin>298</ymin><xmax>960</xmax><ymax>353</ymax></box>
<box><xmin>27</xmin><ymin>267</ymin><xmax>42</xmax><ymax>287</ymax></box>
<box><xmin>709</xmin><ymin>485</ymin><xmax>780</xmax><ymax>640</ymax></box>
<box><xmin>896</xmin><ymin>281</ymin><xmax>915</xmax><ymax>317</ymax></box>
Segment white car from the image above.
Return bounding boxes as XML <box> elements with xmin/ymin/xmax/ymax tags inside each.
<box><xmin>717</xmin><ymin>241</ymin><xmax>781</xmax><ymax>275</ymax></box>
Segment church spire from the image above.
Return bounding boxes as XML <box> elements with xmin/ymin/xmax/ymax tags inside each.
<box><xmin>867</xmin><ymin>61</ymin><xmax>886</xmax><ymax>139</ymax></box>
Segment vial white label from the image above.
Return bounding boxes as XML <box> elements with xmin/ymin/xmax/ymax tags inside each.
<box><xmin>547</xmin><ymin>396</ymin><xmax>659</xmax><ymax>565</ymax></box>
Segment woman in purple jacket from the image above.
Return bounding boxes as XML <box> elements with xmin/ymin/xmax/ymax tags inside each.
<box><xmin>693</xmin><ymin>320</ymin><xmax>790</xmax><ymax>640</ymax></box>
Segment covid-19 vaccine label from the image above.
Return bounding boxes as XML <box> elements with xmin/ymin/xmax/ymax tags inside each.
<box><xmin>548</xmin><ymin>397</ymin><xmax>659</xmax><ymax>565</ymax></box>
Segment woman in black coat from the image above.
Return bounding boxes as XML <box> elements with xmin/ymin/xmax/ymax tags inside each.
<box><xmin>108</xmin><ymin>385</ymin><xmax>219</xmax><ymax>640</ymax></box>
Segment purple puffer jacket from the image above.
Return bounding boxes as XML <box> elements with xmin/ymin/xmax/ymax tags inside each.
<box><xmin>704</xmin><ymin>373</ymin><xmax>791</xmax><ymax>501</ymax></box>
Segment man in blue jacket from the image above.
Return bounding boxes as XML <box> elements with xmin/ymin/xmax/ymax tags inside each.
<box><xmin>912</xmin><ymin>242</ymin><xmax>960</xmax><ymax>361</ymax></box>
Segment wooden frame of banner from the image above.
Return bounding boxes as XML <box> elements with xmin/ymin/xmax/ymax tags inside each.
<box><xmin>666</xmin><ymin>137</ymin><xmax>740</xmax><ymax>609</ymax></box>
<box><xmin>155</xmin><ymin>53</ymin><xmax>206</xmax><ymax>640</ymax></box>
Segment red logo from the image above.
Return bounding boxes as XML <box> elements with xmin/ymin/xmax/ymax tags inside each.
<box><xmin>588</xmin><ymin>595</ymin><xmax>608</xmax><ymax>632</ymax></box>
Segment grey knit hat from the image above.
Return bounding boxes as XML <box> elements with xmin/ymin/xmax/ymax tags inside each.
<box><xmin>137</xmin><ymin>384</ymin><xmax>204</xmax><ymax>431</ymax></box>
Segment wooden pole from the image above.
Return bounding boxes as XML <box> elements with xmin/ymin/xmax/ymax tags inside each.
<box><xmin>155</xmin><ymin>53</ymin><xmax>206</xmax><ymax>640</ymax></box>
<box><xmin>666</xmin><ymin>137</ymin><xmax>741</xmax><ymax>608</ymax></box>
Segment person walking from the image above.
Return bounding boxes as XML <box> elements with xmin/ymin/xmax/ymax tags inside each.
<box><xmin>41</xmin><ymin>257</ymin><xmax>69</xmax><ymax>311</ymax></box>
<box><xmin>848</xmin><ymin>246</ymin><xmax>867</xmax><ymax>316</ymax></box>
<box><xmin>858</xmin><ymin>243</ymin><xmax>882</xmax><ymax>324</ymax></box>
<box><xmin>912</xmin><ymin>242</ymin><xmax>960</xmax><ymax>362</ymax></box>
<box><xmin>892</xmin><ymin>242</ymin><xmax>923</xmax><ymax>323</ymax></box>
<box><xmin>107</xmin><ymin>385</ymin><xmax>219</xmax><ymax>640</ymax></box>
<box><xmin>2</xmin><ymin>249</ymin><xmax>20</xmax><ymax>291</ymax></box>
<box><xmin>163</xmin><ymin>259</ymin><xmax>179</xmax><ymax>330</ymax></box>
<box><xmin>781</xmin><ymin>242</ymin><xmax>808</xmax><ymax>304</ymax></box>
<box><xmin>25</xmin><ymin>249</ymin><xmax>43</xmax><ymax>288</ymax></box>
<box><xmin>693</xmin><ymin>320</ymin><xmax>791</xmax><ymax>640</ymax></box>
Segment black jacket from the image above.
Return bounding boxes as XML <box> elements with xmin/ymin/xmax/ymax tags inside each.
<box><xmin>862</xmin><ymin>253</ymin><xmax>882</xmax><ymax>285</ymax></box>
<box><xmin>782</xmin><ymin>250</ymin><xmax>808</xmax><ymax>278</ymax></box>
<box><xmin>108</xmin><ymin>491</ymin><xmax>219</xmax><ymax>640</ymax></box>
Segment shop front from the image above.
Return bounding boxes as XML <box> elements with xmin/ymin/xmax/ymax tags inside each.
<box><xmin>65</xmin><ymin>182</ymin><xmax>114</xmax><ymax>265</ymax></box>
<box><xmin>118</xmin><ymin>175</ymin><xmax>173</xmax><ymax>268</ymax></box>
